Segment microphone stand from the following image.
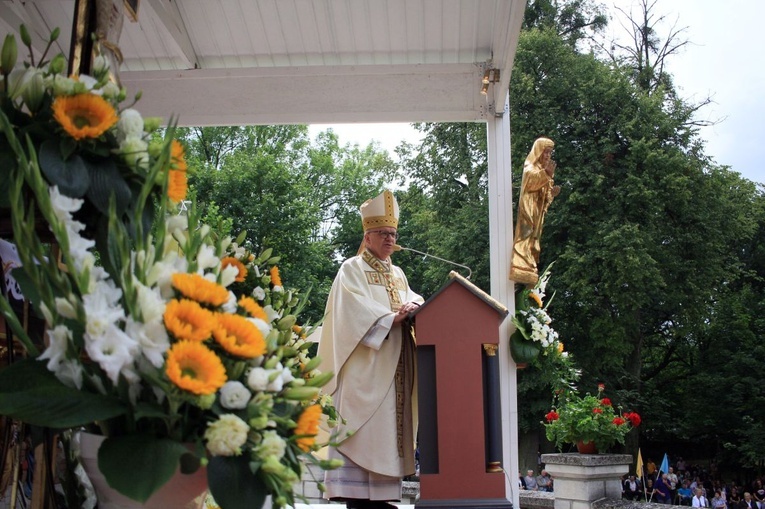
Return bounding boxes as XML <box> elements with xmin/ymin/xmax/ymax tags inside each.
<box><xmin>395</xmin><ymin>245</ymin><xmax>473</xmax><ymax>280</ymax></box>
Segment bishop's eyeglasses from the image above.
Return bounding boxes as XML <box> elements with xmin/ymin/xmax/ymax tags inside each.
<box><xmin>369</xmin><ymin>230</ymin><xmax>399</xmax><ymax>240</ymax></box>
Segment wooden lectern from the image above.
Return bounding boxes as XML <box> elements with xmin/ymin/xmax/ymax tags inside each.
<box><xmin>411</xmin><ymin>271</ymin><xmax>511</xmax><ymax>508</ymax></box>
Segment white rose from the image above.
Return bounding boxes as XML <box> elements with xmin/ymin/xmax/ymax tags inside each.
<box><xmin>204</xmin><ymin>414</ymin><xmax>249</xmax><ymax>456</ymax></box>
<box><xmin>256</xmin><ymin>430</ymin><xmax>286</xmax><ymax>460</ymax></box>
<box><xmin>247</xmin><ymin>367</ymin><xmax>270</xmax><ymax>392</ymax></box>
<box><xmin>117</xmin><ymin>109</ymin><xmax>144</xmax><ymax>140</ymax></box>
<box><xmin>219</xmin><ymin>381</ymin><xmax>252</xmax><ymax>410</ymax></box>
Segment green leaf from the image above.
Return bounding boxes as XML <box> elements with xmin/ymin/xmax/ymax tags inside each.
<box><xmin>38</xmin><ymin>139</ymin><xmax>90</xmax><ymax>197</ymax></box>
<box><xmin>0</xmin><ymin>359</ymin><xmax>126</xmax><ymax>427</ymax></box>
<box><xmin>208</xmin><ymin>455</ymin><xmax>268</xmax><ymax>509</ymax></box>
<box><xmin>98</xmin><ymin>435</ymin><xmax>195</xmax><ymax>503</ymax></box>
<box><xmin>509</xmin><ymin>332</ymin><xmax>540</xmax><ymax>365</ymax></box>
<box><xmin>84</xmin><ymin>158</ymin><xmax>132</xmax><ymax>216</ymax></box>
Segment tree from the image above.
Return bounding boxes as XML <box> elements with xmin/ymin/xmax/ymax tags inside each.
<box><xmin>510</xmin><ymin>22</ymin><xmax>759</xmax><ymax>460</ymax></box>
<box><xmin>185</xmin><ymin>126</ymin><xmax>400</xmax><ymax>322</ymax></box>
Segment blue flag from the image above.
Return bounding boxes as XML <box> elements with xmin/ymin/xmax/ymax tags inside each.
<box><xmin>659</xmin><ymin>453</ymin><xmax>669</xmax><ymax>475</ymax></box>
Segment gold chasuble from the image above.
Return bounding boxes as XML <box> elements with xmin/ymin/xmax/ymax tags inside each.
<box><xmin>318</xmin><ymin>249</ymin><xmax>423</xmax><ymax>493</ymax></box>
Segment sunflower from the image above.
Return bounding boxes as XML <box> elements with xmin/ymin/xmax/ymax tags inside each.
<box><xmin>238</xmin><ymin>296</ymin><xmax>268</xmax><ymax>321</ymax></box>
<box><xmin>294</xmin><ymin>404</ymin><xmax>322</xmax><ymax>452</ymax></box>
<box><xmin>529</xmin><ymin>292</ymin><xmax>543</xmax><ymax>308</ymax></box>
<box><xmin>165</xmin><ymin>340</ymin><xmax>227</xmax><ymax>395</ymax></box>
<box><xmin>164</xmin><ymin>299</ymin><xmax>216</xmax><ymax>342</ymax></box>
<box><xmin>167</xmin><ymin>167</ymin><xmax>188</xmax><ymax>204</ymax></box>
<box><xmin>221</xmin><ymin>257</ymin><xmax>247</xmax><ymax>283</ymax></box>
<box><xmin>269</xmin><ymin>266</ymin><xmax>282</xmax><ymax>287</ymax></box>
<box><xmin>52</xmin><ymin>93</ymin><xmax>118</xmax><ymax>140</ymax></box>
<box><xmin>172</xmin><ymin>273</ymin><xmax>229</xmax><ymax>307</ymax></box>
<box><xmin>170</xmin><ymin>139</ymin><xmax>188</xmax><ymax>172</ymax></box>
<box><xmin>167</xmin><ymin>140</ymin><xmax>188</xmax><ymax>203</ymax></box>
<box><xmin>212</xmin><ymin>313</ymin><xmax>266</xmax><ymax>358</ymax></box>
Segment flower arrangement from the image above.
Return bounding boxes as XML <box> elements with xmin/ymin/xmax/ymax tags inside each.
<box><xmin>542</xmin><ymin>384</ymin><xmax>641</xmax><ymax>453</ymax></box>
<box><xmin>0</xmin><ymin>26</ymin><xmax>339</xmax><ymax>509</ymax></box>
<box><xmin>510</xmin><ymin>265</ymin><xmax>561</xmax><ymax>365</ymax></box>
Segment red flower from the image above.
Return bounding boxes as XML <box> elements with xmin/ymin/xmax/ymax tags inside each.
<box><xmin>624</xmin><ymin>412</ymin><xmax>642</xmax><ymax>427</ymax></box>
<box><xmin>592</xmin><ymin>407</ymin><xmax>603</xmax><ymax>414</ymax></box>
<box><xmin>545</xmin><ymin>411</ymin><xmax>560</xmax><ymax>422</ymax></box>
<box><xmin>600</xmin><ymin>398</ymin><xmax>612</xmax><ymax>406</ymax></box>
<box><xmin>612</xmin><ymin>417</ymin><xmax>626</xmax><ymax>426</ymax></box>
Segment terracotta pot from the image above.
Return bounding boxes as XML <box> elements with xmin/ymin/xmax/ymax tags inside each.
<box><xmin>576</xmin><ymin>440</ymin><xmax>598</xmax><ymax>454</ymax></box>
<box><xmin>78</xmin><ymin>432</ymin><xmax>208</xmax><ymax>509</ymax></box>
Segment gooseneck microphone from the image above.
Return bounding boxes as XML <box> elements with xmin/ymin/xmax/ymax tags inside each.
<box><xmin>393</xmin><ymin>244</ymin><xmax>473</xmax><ymax>280</ymax></box>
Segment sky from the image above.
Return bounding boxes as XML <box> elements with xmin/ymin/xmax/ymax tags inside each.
<box><xmin>308</xmin><ymin>0</ymin><xmax>765</xmax><ymax>185</ymax></box>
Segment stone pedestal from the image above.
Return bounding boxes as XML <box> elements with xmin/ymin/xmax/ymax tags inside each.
<box><xmin>541</xmin><ymin>453</ymin><xmax>632</xmax><ymax>509</ymax></box>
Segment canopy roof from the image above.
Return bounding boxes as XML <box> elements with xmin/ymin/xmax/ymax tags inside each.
<box><xmin>1</xmin><ymin>0</ymin><xmax>525</xmax><ymax>126</ymax></box>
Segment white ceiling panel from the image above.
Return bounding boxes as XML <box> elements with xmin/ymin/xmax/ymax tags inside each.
<box><xmin>0</xmin><ymin>0</ymin><xmax>525</xmax><ymax>125</ymax></box>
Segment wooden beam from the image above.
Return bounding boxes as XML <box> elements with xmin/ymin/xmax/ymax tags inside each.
<box><xmin>144</xmin><ymin>0</ymin><xmax>198</xmax><ymax>69</ymax></box>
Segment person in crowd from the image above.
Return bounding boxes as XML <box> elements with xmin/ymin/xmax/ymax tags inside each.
<box><xmin>693</xmin><ymin>488</ymin><xmax>710</xmax><ymax>508</ymax></box>
<box><xmin>677</xmin><ymin>457</ymin><xmax>687</xmax><ymax>476</ymax></box>
<box><xmin>624</xmin><ymin>475</ymin><xmax>641</xmax><ymax>501</ymax></box>
<box><xmin>319</xmin><ymin>190</ymin><xmax>424</xmax><ymax>509</ymax></box>
<box><xmin>712</xmin><ymin>490</ymin><xmax>727</xmax><ymax>509</ymax></box>
<box><xmin>729</xmin><ymin>487</ymin><xmax>742</xmax><ymax>509</ymax></box>
<box><xmin>644</xmin><ymin>479</ymin><xmax>655</xmax><ymax>501</ymax></box>
<box><xmin>753</xmin><ymin>480</ymin><xmax>765</xmax><ymax>509</ymax></box>
<box><xmin>742</xmin><ymin>493</ymin><xmax>759</xmax><ymax>509</ymax></box>
<box><xmin>669</xmin><ymin>467</ymin><xmax>680</xmax><ymax>503</ymax></box>
<box><xmin>678</xmin><ymin>480</ymin><xmax>694</xmax><ymax>506</ymax></box>
<box><xmin>646</xmin><ymin>458</ymin><xmax>657</xmax><ymax>478</ymax></box>
<box><xmin>519</xmin><ymin>471</ymin><xmax>527</xmax><ymax>490</ymax></box>
<box><xmin>524</xmin><ymin>469</ymin><xmax>539</xmax><ymax>491</ymax></box>
<box><xmin>654</xmin><ymin>473</ymin><xmax>673</xmax><ymax>504</ymax></box>
<box><xmin>537</xmin><ymin>470</ymin><xmax>553</xmax><ymax>492</ymax></box>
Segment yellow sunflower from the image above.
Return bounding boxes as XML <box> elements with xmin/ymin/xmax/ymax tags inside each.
<box><xmin>529</xmin><ymin>292</ymin><xmax>543</xmax><ymax>308</ymax></box>
<box><xmin>165</xmin><ymin>340</ymin><xmax>227</xmax><ymax>395</ymax></box>
<box><xmin>294</xmin><ymin>404</ymin><xmax>322</xmax><ymax>452</ymax></box>
<box><xmin>238</xmin><ymin>296</ymin><xmax>268</xmax><ymax>321</ymax></box>
<box><xmin>164</xmin><ymin>299</ymin><xmax>216</xmax><ymax>342</ymax></box>
<box><xmin>212</xmin><ymin>313</ymin><xmax>266</xmax><ymax>358</ymax></box>
<box><xmin>221</xmin><ymin>257</ymin><xmax>247</xmax><ymax>283</ymax></box>
<box><xmin>167</xmin><ymin>140</ymin><xmax>188</xmax><ymax>203</ymax></box>
<box><xmin>172</xmin><ymin>273</ymin><xmax>229</xmax><ymax>307</ymax></box>
<box><xmin>270</xmin><ymin>266</ymin><xmax>282</xmax><ymax>287</ymax></box>
<box><xmin>52</xmin><ymin>94</ymin><xmax>118</xmax><ymax>140</ymax></box>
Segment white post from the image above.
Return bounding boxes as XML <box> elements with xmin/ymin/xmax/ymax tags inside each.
<box><xmin>486</xmin><ymin>92</ymin><xmax>519</xmax><ymax>507</ymax></box>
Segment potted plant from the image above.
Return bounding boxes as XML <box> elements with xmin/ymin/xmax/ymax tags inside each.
<box><xmin>542</xmin><ymin>384</ymin><xmax>641</xmax><ymax>453</ymax></box>
<box><xmin>0</xmin><ymin>27</ymin><xmax>340</xmax><ymax>509</ymax></box>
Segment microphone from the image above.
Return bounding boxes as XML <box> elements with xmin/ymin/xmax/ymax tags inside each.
<box><xmin>394</xmin><ymin>244</ymin><xmax>473</xmax><ymax>280</ymax></box>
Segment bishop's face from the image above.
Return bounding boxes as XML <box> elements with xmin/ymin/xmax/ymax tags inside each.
<box><xmin>364</xmin><ymin>228</ymin><xmax>398</xmax><ymax>260</ymax></box>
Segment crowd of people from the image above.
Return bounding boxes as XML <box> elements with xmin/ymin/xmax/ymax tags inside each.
<box><xmin>622</xmin><ymin>456</ymin><xmax>765</xmax><ymax>509</ymax></box>
<box><xmin>519</xmin><ymin>469</ymin><xmax>554</xmax><ymax>492</ymax></box>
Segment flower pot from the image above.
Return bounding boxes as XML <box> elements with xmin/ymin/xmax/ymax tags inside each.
<box><xmin>78</xmin><ymin>432</ymin><xmax>208</xmax><ymax>509</ymax></box>
<box><xmin>576</xmin><ymin>440</ymin><xmax>598</xmax><ymax>454</ymax></box>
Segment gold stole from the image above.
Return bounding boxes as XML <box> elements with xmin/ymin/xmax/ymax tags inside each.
<box><xmin>361</xmin><ymin>250</ymin><xmax>412</xmax><ymax>460</ymax></box>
